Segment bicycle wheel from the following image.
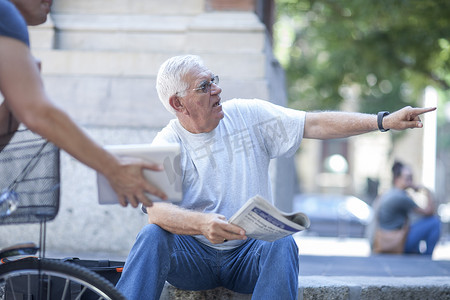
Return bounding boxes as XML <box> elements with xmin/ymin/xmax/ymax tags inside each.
<box><xmin>0</xmin><ymin>257</ymin><xmax>125</xmax><ymax>300</ymax></box>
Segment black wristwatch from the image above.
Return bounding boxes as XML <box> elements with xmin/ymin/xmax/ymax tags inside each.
<box><xmin>377</xmin><ymin>111</ymin><xmax>390</xmax><ymax>132</ymax></box>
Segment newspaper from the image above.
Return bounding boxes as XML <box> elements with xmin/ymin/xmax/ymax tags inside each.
<box><xmin>229</xmin><ymin>195</ymin><xmax>310</xmax><ymax>242</ymax></box>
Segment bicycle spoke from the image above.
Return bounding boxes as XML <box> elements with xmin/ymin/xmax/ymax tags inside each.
<box><xmin>6</xmin><ymin>277</ymin><xmax>17</xmax><ymax>300</ymax></box>
<box><xmin>61</xmin><ymin>277</ymin><xmax>70</xmax><ymax>299</ymax></box>
<box><xmin>27</xmin><ymin>274</ymin><xmax>31</xmax><ymax>300</ymax></box>
<box><xmin>46</xmin><ymin>275</ymin><xmax>50</xmax><ymax>300</ymax></box>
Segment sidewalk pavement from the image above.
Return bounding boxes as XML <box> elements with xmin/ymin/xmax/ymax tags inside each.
<box><xmin>294</xmin><ymin>234</ymin><xmax>450</xmax><ymax>260</ymax></box>
<box><xmin>294</xmin><ymin>234</ymin><xmax>450</xmax><ymax>277</ymax></box>
<box><xmin>299</xmin><ymin>254</ymin><xmax>450</xmax><ymax>277</ymax></box>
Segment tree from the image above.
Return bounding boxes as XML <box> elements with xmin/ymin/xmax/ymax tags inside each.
<box><xmin>274</xmin><ymin>0</ymin><xmax>450</xmax><ymax>114</ymax></box>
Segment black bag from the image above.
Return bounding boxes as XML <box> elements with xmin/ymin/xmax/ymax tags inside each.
<box><xmin>63</xmin><ymin>257</ymin><xmax>125</xmax><ymax>286</ymax></box>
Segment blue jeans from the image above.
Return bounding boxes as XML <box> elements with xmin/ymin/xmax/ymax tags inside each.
<box><xmin>116</xmin><ymin>224</ymin><xmax>299</xmax><ymax>300</ymax></box>
<box><xmin>404</xmin><ymin>216</ymin><xmax>441</xmax><ymax>255</ymax></box>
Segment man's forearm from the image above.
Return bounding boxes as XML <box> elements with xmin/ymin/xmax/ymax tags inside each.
<box><xmin>147</xmin><ymin>203</ymin><xmax>207</xmax><ymax>235</ymax></box>
<box><xmin>147</xmin><ymin>203</ymin><xmax>248</xmax><ymax>244</ymax></box>
<box><xmin>304</xmin><ymin>106</ymin><xmax>436</xmax><ymax>140</ymax></box>
<box><xmin>304</xmin><ymin>111</ymin><xmax>377</xmax><ymax>139</ymax></box>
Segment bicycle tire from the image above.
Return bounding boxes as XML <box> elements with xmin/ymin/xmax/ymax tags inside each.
<box><xmin>0</xmin><ymin>257</ymin><xmax>125</xmax><ymax>300</ymax></box>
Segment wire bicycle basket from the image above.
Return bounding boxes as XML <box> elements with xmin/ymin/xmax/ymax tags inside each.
<box><xmin>0</xmin><ymin>129</ymin><xmax>60</xmax><ymax>224</ymax></box>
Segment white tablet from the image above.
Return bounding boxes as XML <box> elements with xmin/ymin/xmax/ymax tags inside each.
<box><xmin>96</xmin><ymin>143</ymin><xmax>182</xmax><ymax>205</ymax></box>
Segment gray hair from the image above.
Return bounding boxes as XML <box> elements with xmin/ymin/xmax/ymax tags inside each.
<box><xmin>156</xmin><ymin>55</ymin><xmax>206</xmax><ymax>114</ymax></box>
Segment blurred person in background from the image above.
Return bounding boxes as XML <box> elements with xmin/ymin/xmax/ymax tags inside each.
<box><xmin>0</xmin><ymin>0</ymin><xmax>166</xmax><ymax>207</ymax></box>
<box><xmin>376</xmin><ymin>161</ymin><xmax>441</xmax><ymax>255</ymax></box>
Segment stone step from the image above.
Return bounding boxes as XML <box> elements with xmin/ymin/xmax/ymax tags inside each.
<box><xmin>51</xmin><ymin>14</ymin><xmax>189</xmax><ymax>52</ymax></box>
<box><xmin>50</xmin><ymin>0</ymin><xmax>204</xmax><ymax>15</ymax></box>
<box><xmin>51</xmin><ymin>12</ymin><xmax>264</xmax><ymax>32</ymax></box>
<box><xmin>299</xmin><ymin>276</ymin><xmax>450</xmax><ymax>300</ymax></box>
<box><xmin>161</xmin><ymin>276</ymin><xmax>450</xmax><ymax>300</ymax></box>
<box><xmin>33</xmin><ymin>50</ymin><xmax>266</xmax><ymax>79</ymax></box>
<box><xmin>187</xmin><ymin>12</ymin><xmax>265</xmax><ymax>54</ymax></box>
<box><xmin>161</xmin><ymin>283</ymin><xmax>251</xmax><ymax>300</ymax></box>
<box><xmin>50</xmin><ymin>13</ymin><xmax>264</xmax><ymax>53</ymax></box>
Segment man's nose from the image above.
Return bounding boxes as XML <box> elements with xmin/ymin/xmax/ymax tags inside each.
<box><xmin>211</xmin><ymin>82</ymin><xmax>221</xmax><ymax>95</ymax></box>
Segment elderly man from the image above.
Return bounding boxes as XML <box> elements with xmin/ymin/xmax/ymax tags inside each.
<box><xmin>116</xmin><ymin>55</ymin><xmax>435</xmax><ymax>299</ymax></box>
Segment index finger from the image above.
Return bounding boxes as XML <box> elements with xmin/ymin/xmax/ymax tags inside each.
<box><xmin>412</xmin><ymin>107</ymin><xmax>436</xmax><ymax>115</ymax></box>
<box><xmin>224</xmin><ymin>222</ymin><xmax>246</xmax><ymax>236</ymax></box>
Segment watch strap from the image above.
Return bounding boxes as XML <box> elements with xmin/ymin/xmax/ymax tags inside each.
<box><xmin>377</xmin><ymin>111</ymin><xmax>390</xmax><ymax>132</ymax></box>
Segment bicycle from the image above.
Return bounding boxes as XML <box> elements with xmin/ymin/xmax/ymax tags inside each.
<box><xmin>0</xmin><ymin>129</ymin><xmax>125</xmax><ymax>300</ymax></box>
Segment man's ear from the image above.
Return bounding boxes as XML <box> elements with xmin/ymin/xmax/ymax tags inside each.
<box><xmin>169</xmin><ymin>95</ymin><xmax>184</xmax><ymax>113</ymax></box>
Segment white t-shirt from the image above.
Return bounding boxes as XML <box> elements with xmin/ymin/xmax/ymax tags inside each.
<box><xmin>152</xmin><ymin>98</ymin><xmax>306</xmax><ymax>249</ymax></box>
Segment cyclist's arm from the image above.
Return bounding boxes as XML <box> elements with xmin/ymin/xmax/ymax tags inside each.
<box><xmin>0</xmin><ymin>36</ymin><xmax>166</xmax><ymax>207</ymax></box>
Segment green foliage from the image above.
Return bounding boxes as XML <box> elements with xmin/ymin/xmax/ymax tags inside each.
<box><xmin>274</xmin><ymin>0</ymin><xmax>450</xmax><ymax>114</ymax></box>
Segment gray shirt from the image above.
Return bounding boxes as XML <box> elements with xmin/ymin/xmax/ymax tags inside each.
<box><xmin>152</xmin><ymin>98</ymin><xmax>306</xmax><ymax>249</ymax></box>
<box><xmin>377</xmin><ymin>188</ymin><xmax>418</xmax><ymax>230</ymax></box>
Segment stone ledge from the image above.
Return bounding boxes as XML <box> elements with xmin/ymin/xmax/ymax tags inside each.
<box><xmin>51</xmin><ymin>12</ymin><xmax>263</xmax><ymax>32</ymax></box>
<box><xmin>300</xmin><ymin>276</ymin><xmax>450</xmax><ymax>300</ymax></box>
<box><xmin>33</xmin><ymin>50</ymin><xmax>266</xmax><ymax>78</ymax></box>
<box><xmin>161</xmin><ymin>276</ymin><xmax>450</xmax><ymax>300</ymax></box>
<box><xmin>52</xmin><ymin>30</ymin><xmax>264</xmax><ymax>53</ymax></box>
<box><xmin>161</xmin><ymin>283</ymin><xmax>251</xmax><ymax>300</ymax></box>
<box><xmin>189</xmin><ymin>12</ymin><xmax>265</xmax><ymax>32</ymax></box>
<box><xmin>49</xmin><ymin>13</ymin><xmax>265</xmax><ymax>53</ymax></box>
<box><xmin>50</xmin><ymin>0</ymin><xmax>204</xmax><ymax>15</ymax></box>
<box><xmin>51</xmin><ymin>14</ymin><xmax>192</xmax><ymax>32</ymax></box>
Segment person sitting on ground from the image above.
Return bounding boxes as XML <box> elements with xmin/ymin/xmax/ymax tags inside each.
<box><xmin>115</xmin><ymin>54</ymin><xmax>436</xmax><ymax>299</ymax></box>
<box><xmin>0</xmin><ymin>0</ymin><xmax>166</xmax><ymax>207</ymax></box>
<box><xmin>375</xmin><ymin>161</ymin><xmax>441</xmax><ymax>255</ymax></box>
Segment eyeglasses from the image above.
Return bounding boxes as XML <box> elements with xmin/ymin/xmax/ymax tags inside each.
<box><xmin>177</xmin><ymin>75</ymin><xmax>219</xmax><ymax>95</ymax></box>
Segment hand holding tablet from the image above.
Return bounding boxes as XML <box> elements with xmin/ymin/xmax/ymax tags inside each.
<box><xmin>97</xmin><ymin>144</ymin><xmax>182</xmax><ymax>205</ymax></box>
